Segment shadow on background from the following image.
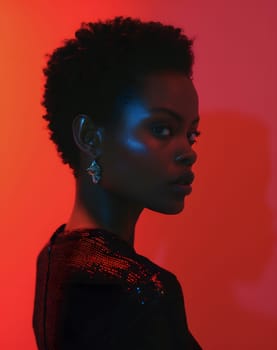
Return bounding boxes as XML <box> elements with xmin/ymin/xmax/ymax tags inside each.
<box><xmin>136</xmin><ymin>111</ymin><xmax>277</xmax><ymax>350</ymax></box>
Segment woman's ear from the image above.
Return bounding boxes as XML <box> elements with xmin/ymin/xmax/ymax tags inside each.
<box><xmin>72</xmin><ymin>114</ymin><xmax>103</xmax><ymax>158</ymax></box>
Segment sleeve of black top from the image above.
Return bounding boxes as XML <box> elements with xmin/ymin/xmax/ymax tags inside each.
<box><xmin>57</xmin><ymin>282</ymin><xmax>178</xmax><ymax>350</ymax></box>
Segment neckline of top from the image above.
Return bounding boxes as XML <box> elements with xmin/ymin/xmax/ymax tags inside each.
<box><xmin>52</xmin><ymin>223</ymin><xmax>136</xmax><ymax>253</ymax></box>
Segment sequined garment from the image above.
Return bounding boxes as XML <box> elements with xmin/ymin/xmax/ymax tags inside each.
<box><xmin>33</xmin><ymin>224</ymin><xmax>202</xmax><ymax>350</ymax></box>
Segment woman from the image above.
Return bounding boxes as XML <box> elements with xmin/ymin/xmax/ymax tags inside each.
<box><xmin>33</xmin><ymin>16</ymin><xmax>202</xmax><ymax>349</ymax></box>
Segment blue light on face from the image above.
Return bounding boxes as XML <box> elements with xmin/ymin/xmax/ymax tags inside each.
<box><xmin>123</xmin><ymin>100</ymin><xmax>149</xmax><ymax>128</ymax></box>
<box><xmin>120</xmin><ymin>100</ymin><xmax>150</xmax><ymax>153</ymax></box>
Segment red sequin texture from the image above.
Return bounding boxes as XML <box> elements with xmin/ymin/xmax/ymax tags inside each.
<box><xmin>32</xmin><ymin>224</ymin><xmax>202</xmax><ymax>350</ymax></box>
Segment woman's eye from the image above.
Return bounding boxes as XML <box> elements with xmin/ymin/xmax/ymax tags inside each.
<box><xmin>151</xmin><ymin>125</ymin><xmax>172</xmax><ymax>137</ymax></box>
<box><xmin>188</xmin><ymin>130</ymin><xmax>201</xmax><ymax>145</ymax></box>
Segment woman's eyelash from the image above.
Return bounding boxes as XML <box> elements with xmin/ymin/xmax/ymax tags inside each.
<box><xmin>189</xmin><ymin>130</ymin><xmax>201</xmax><ymax>144</ymax></box>
<box><xmin>151</xmin><ymin>124</ymin><xmax>201</xmax><ymax>144</ymax></box>
<box><xmin>151</xmin><ymin>125</ymin><xmax>172</xmax><ymax>137</ymax></box>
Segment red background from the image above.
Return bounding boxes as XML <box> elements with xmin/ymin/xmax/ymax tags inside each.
<box><xmin>1</xmin><ymin>1</ymin><xmax>277</xmax><ymax>349</ymax></box>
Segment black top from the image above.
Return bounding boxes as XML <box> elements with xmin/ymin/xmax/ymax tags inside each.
<box><xmin>32</xmin><ymin>224</ymin><xmax>202</xmax><ymax>349</ymax></box>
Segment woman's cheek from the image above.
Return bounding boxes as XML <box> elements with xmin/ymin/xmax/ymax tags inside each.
<box><xmin>123</xmin><ymin>136</ymin><xmax>148</xmax><ymax>154</ymax></box>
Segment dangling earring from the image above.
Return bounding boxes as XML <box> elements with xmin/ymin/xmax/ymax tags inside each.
<box><xmin>86</xmin><ymin>160</ymin><xmax>101</xmax><ymax>184</ymax></box>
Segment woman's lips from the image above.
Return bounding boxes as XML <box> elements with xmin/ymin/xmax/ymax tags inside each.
<box><xmin>168</xmin><ymin>172</ymin><xmax>194</xmax><ymax>196</ymax></box>
<box><xmin>170</xmin><ymin>183</ymin><xmax>192</xmax><ymax>195</ymax></box>
<box><xmin>170</xmin><ymin>172</ymin><xmax>195</xmax><ymax>186</ymax></box>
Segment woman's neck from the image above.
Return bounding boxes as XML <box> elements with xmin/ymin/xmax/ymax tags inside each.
<box><xmin>65</xmin><ymin>177</ymin><xmax>143</xmax><ymax>247</ymax></box>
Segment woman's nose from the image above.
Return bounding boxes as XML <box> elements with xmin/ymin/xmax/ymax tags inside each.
<box><xmin>175</xmin><ymin>149</ymin><xmax>197</xmax><ymax>167</ymax></box>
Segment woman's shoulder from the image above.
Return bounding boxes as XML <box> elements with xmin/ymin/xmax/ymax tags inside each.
<box><xmin>49</xmin><ymin>223</ymin><xmax>181</xmax><ymax>303</ymax></box>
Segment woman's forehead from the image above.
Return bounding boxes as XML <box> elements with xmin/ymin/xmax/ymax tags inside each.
<box><xmin>140</xmin><ymin>71</ymin><xmax>198</xmax><ymax>103</ymax></box>
<box><xmin>111</xmin><ymin>71</ymin><xmax>199</xmax><ymax>130</ymax></box>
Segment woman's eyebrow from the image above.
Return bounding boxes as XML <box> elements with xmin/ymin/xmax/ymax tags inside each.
<box><xmin>149</xmin><ymin>107</ymin><xmax>200</xmax><ymax>124</ymax></box>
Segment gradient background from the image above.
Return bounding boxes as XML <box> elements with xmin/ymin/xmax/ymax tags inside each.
<box><xmin>1</xmin><ymin>0</ymin><xmax>277</xmax><ymax>349</ymax></box>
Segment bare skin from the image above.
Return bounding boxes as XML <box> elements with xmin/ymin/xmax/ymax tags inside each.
<box><xmin>65</xmin><ymin>71</ymin><xmax>200</xmax><ymax>247</ymax></box>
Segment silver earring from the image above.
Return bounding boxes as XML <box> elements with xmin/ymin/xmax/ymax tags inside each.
<box><xmin>86</xmin><ymin>160</ymin><xmax>101</xmax><ymax>184</ymax></box>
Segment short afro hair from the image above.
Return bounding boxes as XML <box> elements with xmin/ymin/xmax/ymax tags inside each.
<box><xmin>42</xmin><ymin>16</ymin><xmax>195</xmax><ymax>178</ymax></box>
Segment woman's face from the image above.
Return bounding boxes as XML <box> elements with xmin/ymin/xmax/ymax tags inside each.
<box><xmin>99</xmin><ymin>71</ymin><xmax>200</xmax><ymax>214</ymax></box>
